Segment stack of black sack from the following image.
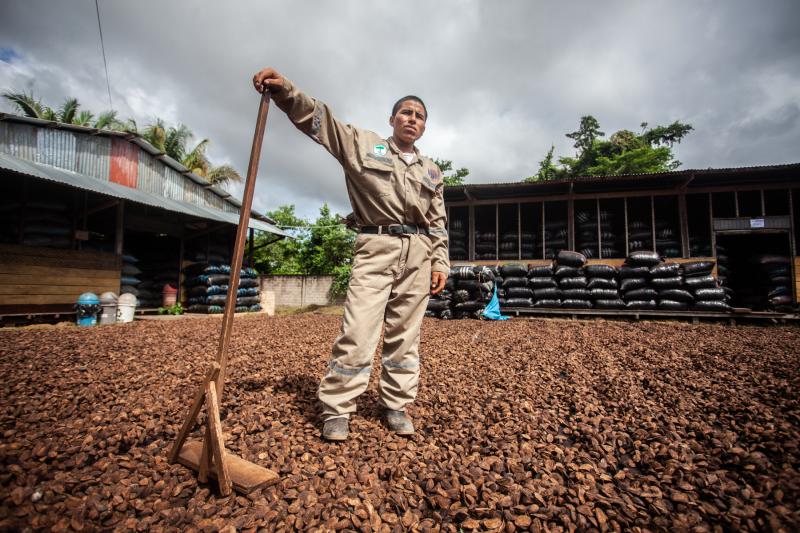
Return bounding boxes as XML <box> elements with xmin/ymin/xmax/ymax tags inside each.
<box><xmin>528</xmin><ymin>262</ymin><xmax>559</xmax><ymax>309</ymax></box>
<box><xmin>448</xmin><ymin>218</ymin><xmax>468</xmax><ymax>261</ymax></box>
<box><xmin>426</xmin><ymin>266</ymin><xmax>495</xmax><ymax>319</ymax></box>
<box><xmin>555</xmin><ymin>251</ymin><xmax>592</xmax><ymax>309</ymax></box>
<box><xmin>754</xmin><ymin>255</ymin><xmax>793</xmax><ymax>311</ymax></box>
<box><xmin>498</xmin><ymin>263</ymin><xmax>532</xmax><ymax>309</ymax></box>
<box><xmin>184</xmin><ymin>264</ymin><xmax>261</xmax><ymax>314</ymax></box>
<box><xmin>474</xmin><ymin>232</ymin><xmax>496</xmax><ymax>260</ymax></box>
<box><xmin>586</xmin><ymin>263</ymin><xmax>623</xmax><ymax>310</ymax></box>
<box><xmin>650</xmin><ymin>261</ymin><xmax>693</xmax><ymax>311</ymax></box>
<box><xmin>682</xmin><ymin>261</ymin><xmax>731</xmax><ymax>312</ymax></box>
<box><xmin>620</xmin><ymin>251</ymin><xmax>659</xmax><ymax>310</ymax></box>
<box><xmin>425</xmin><ymin>277</ymin><xmax>454</xmax><ymax>319</ymax></box>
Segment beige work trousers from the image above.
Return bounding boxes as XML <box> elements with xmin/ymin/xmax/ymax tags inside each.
<box><xmin>318</xmin><ymin>233</ymin><xmax>432</xmax><ymax>421</ymax></box>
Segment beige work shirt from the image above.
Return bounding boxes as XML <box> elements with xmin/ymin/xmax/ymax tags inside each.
<box><xmin>272</xmin><ymin>80</ymin><xmax>450</xmax><ymax>274</ymax></box>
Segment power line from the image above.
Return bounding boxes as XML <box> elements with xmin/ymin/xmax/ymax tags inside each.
<box><xmin>94</xmin><ymin>0</ymin><xmax>113</xmax><ymax>110</ymax></box>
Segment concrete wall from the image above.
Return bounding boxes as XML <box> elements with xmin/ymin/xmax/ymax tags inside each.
<box><xmin>259</xmin><ymin>275</ymin><xmax>341</xmax><ymax>307</ymax></box>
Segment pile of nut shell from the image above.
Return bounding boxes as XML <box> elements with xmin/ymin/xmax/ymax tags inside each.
<box><xmin>1</xmin><ymin>314</ymin><xmax>798</xmax><ymax>531</ymax></box>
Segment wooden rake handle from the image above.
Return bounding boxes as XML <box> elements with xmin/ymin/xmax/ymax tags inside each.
<box><xmin>216</xmin><ymin>90</ymin><xmax>272</xmax><ymax>401</ymax></box>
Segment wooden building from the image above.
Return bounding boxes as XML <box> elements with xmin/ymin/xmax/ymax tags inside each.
<box><xmin>443</xmin><ymin>164</ymin><xmax>800</xmax><ymax>309</ymax></box>
<box><xmin>0</xmin><ymin>113</ymin><xmax>287</xmax><ymax>318</ymax></box>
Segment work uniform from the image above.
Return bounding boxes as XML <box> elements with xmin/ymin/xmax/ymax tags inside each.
<box><xmin>272</xmin><ymin>80</ymin><xmax>449</xmax><ymax>421</ymax></box>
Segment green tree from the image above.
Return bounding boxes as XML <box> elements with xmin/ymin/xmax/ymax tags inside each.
<box><xmin>2</xmin><ymin>90</ymin><xmax>124</xmax><ymax>129</ymax></box>
<box><xmin>140</xmin><ymin>119</ymin><xmax>242</xmax><ymax>187</ymax></box>
<box><xmin>299</xmin><ymin>203</ymin><xmax>356</xmax><ymax>275</ymax></box>
<box><xmin>526</xmin><ymin>116</ymin><xmax>693</xmax><ymax>181</ymax></box>
<box><xmin>432</xmin><ymin>158</ymin><xmax>470</xmax><ymax>186</ymax></box>
<box><xmin>252</xmin><ymin>205</ymin><xmax>307</xmax><ymax>274</ymax></box>
<box><xmin>525</xmin><ymin>145</ymin><xmax>562</xmax><ymax>182</ymax></box>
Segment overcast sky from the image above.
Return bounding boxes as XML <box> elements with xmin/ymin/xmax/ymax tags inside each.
<box><xmin>1</xmin><ymin>0</ymin><xmax>799</xmax><ymax>220</ymax></box>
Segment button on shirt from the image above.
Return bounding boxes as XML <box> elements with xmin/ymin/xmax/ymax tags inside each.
<box><xmin>272</xmin><ymin>79</ymin><xmax>450</xmax><ymax>274</ymax></box>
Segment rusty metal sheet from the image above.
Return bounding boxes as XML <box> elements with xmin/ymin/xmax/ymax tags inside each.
<box><xmin>109</xmin><ymin>138</ymin><xmax>138</xmax><ymax>188</ymax></box>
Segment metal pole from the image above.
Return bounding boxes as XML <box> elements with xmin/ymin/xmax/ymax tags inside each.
<box><xmin>216</xmin><ymin>90</ymin><xmax>271</xmax><ymax>401</ymax></box>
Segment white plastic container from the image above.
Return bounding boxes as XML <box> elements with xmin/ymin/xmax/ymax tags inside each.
<box><xmin>99</xmin><ymin>292</ymin><xmax>119</xmax><ymax>325</ymax></box>
<box><xmin>116</xmin><ymin>293</ymin><xmax>137</xmax><ymax>323</ymax></box>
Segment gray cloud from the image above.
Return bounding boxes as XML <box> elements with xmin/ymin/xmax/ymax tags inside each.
<box><xmin>1</xmin><ymin>0</ymin><xmax>798</xmax><ymax>220</ymax></box>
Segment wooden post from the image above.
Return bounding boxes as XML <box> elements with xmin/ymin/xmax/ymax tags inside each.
<box><xmin>216</xmin><ymin>90</ymin><xmax>272</xmax><ymax>401</ymax></box>
<box><xmin>114</xmin><ymin>200</ymin><xmax>125</xmax><ymax>256</ymax></box>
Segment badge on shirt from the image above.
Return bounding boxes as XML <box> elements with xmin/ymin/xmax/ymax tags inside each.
<box><xmin>373</xmin><ymin>144</ymin><xmax>387</xmax><ymax>156</ymax></box>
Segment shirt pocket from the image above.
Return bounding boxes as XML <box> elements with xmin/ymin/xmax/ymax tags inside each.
<box><xmin>360</xmin><ymin>155</ymin><xmax>394</xmax><ymax>197</ymax></box>
<box><xmin>407</xmin><ymin>173</ymin><xmax>437</xmax><ymax>215</ymax></box>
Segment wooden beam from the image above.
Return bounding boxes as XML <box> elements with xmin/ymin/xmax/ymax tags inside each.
<box><xmin>115</xmin><ymin>200</ymin><xmax>125</xmax><ymax>256</ymax></box>
<box><xmin>87</xmin><ymin>198</ymin><xmax>120</xmax><ymax>217</ymax></box>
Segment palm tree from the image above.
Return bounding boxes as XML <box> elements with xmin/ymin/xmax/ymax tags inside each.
<box><xmin>2</xmin><ymin>90</ymin><xmax>125</xmax><ymax>130</ymax></box>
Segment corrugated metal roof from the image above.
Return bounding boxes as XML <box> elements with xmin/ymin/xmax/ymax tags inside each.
<box><xmin>0</xmin><ymin>151</ymin><xmax>288</xmax><ymax>237</ymax></box>
<box><xmin>0</xmin><ymin>113</ymin><xmax>277</xmax><ymax>225</ymax></box>
<box><xmin>445</xmin><ymin>162</ymin><xmax>800</xmax><ymax>201</ymax></box>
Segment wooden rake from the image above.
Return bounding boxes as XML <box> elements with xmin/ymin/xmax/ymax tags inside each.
<box><xmin>168</xmin><ymin>90</ymin><xmax>279</xmax><ymax>495</ymax></box>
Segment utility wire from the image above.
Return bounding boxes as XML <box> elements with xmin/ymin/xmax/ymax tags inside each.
<box><xmin>94</xmin><ymin>0</ymin><xmax>114</xmax><ymax>110</ymax></box>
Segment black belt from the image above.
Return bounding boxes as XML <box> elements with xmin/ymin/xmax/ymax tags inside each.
<box><xmin>360</xmin><ymin>224</ymin><xmax>429</xmax><ymax>235</ymax></box>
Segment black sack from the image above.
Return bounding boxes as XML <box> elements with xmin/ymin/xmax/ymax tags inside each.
<box><xmin>529</xmin><ymin>277</ymin><xmax>557</xmax><ymax>289</ymax></box>
<box><xmin>504</xmin><ymin>297</ymin><xmax>533</xmax><ymax>308</ymax></box>
<box><xmin>651</xmin><ymin>277</ymin><xmax>682</xmax><ymax>289</ymax></box>
<box><xmin>554</xmin><ymin>265</ymin><xmax>583</xmax><ymax>278</ymax></box>
<box><xmin>626</xmin><ymin>250</ymin><xmax>662</xmax><ymax>266</ymax></box>
<box><xmin>619</xmin><ymin>278</ymin><xmax>647</xmax><ymax>292</ymax></box>
<box><xmin>533</xmin><ymin>299</ymin><xmax>561</xmax><ymax>308</ymax></box>
<box><xmin>427</xmin><ymin>299</ymin><xmax>451</xmax><ymax>312</ymax></box>
<box><xmin>562</xmin><ymin>288</ymin><xmax>591</xmax><ymax>300</ymax></box>
<box><xmin>626</xmin><ymin>300</ymin><xmax>657</xmax><ymax>310</ymax></box>
<box><xmin>624</xmin><ymin>287</ymin><xmax>658</xmax><ymax>300</ymax></box>
<box><xmin>584</xmin><ymin>264</ymin><xmax>617</xmax><ymax>278</ymax></box>
<box><xmin>658</xmin><ymin>299</ymin><xmax>689</xmax><ymax>310</ymax></box>
<box><xmin>500</xmin><ymin>264</ymin><xmax>528</xmax><ymax>277</ymax></box>
<box><xmin>693</xmin><ymin>300</ymin><xmax>732</xmax><ymax>312</ymax></box>
<box><xmin>506</xmin><ymin>287</ymin><xmax>534</xmax><ymax>298</ymax></box>
<box><xmin>649</xmin><ymin>262</ymin><xmax>681</xmax><ymax>278</ymax></box>
<box><xmin>502</xmin><ymin>277</ymin><xmax>528</xmax><ymax>288</ymax></box>
<box><xmin>682</xmin><ymin>261</ymin><xmax>715</xmax><ymax>276</ymax></box>
<box><xmin>559</xmin><ymin>276</ymin><xmax>588</xmax><ymax>289</ymax></box>
<box><xmin>694</xmin><ymin>287</ymin><xmax>726</xmax><ymax>301</ymax></box>
<box><xmin>595</xmin><ymin>298</ymin><xmax>625</xmax><ymax>309</ymax></box>
<box><xmin>527</xmin><ymin>264</ymin><xmax>554</xmax><ymax>277</ymax></box>
<box><xmin>557</xmin><ymin>250</ymin><xmax>587</xmax><ymax>267</ymax></box>
<box><xmin>590</xmin><ymin>288</ymin><xmax>620</xmax><ymax>300</ymax></box>
<box><xmin>587</xmin><ymin>278</ymin><xmax>618</xmax><ymax>290</ymax></box>
<box><xmin>619</xmin><ymin>265</ymin><xmax>650</xmax><ymax>279</ymax></box>
<box><xmin>562</xmin><ymin>299</ymin><xmax>593</xmax><ymax>308</ymax></box>
<box><xmin>533</xmin><ymin>287</ymin><xmax>563</xmax><ymax>300</ymax></box>
<box><xmin>658</xmin><ymin>289</ymin><xmax>693</xmax><ymax>303</ymax></box>
<box><xmin>684</xmin><ymin>275</ymin><xmax>717</xmax><ymax>289</ymax></box>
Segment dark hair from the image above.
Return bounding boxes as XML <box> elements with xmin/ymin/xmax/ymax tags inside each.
<box><xmin>391</xmin><ymin>95</ymin><xmax>427</xmax><ymax>119</ymax></box>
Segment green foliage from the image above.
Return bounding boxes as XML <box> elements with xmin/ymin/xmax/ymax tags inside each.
<box><xmin>432</xmin><ymin>158</ymin><xmax>470</xmax><ymax>186</ymax></box>
<box><xmin>298</xmin><ymin>203</ymin><xmax>356</xmax><ymax>275</ymax></box>
<box><xmin>525</xmin><ymin>145</ymin><xmax>563</xmax><ymax>182</ymax></box>
<box><xmin>253</xmin><ymin>205</ymin><xmax>307</xmax><ymax>274</ymax></box>
<box><xmin>252</xmin><ymin>203</ymin><xmax>356</xmax><ymax>281</ymax></box>
<box><xmin>527</xmin><ymin>115</ymin><xmax>693</xmax><ymax>181</ymax></box>
<box><xmin>329</xmin><ymin>264</ymin><xmax>352</xmax><ymax>299</ymax></box>
<box><xmin>158</xmin><ymin>303</ymin><xmax>184</xmax><ymax>315</ymax></box>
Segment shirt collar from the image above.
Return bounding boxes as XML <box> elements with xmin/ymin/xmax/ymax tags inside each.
<box><xmin>387</xmin><ymin>136</ymin><xmax>422</xmax><ymax>164</ymax></box>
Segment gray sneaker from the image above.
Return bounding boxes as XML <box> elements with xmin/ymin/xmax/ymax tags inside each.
<box><xmin>322</xmin><ymin>417</ymin><xmax>349</xmax><ymax>441</ymax></box>
<box><xmin>385</xmin><ymin>409</ymin><xmax>415</xmax><ymax>436</ymax></box>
